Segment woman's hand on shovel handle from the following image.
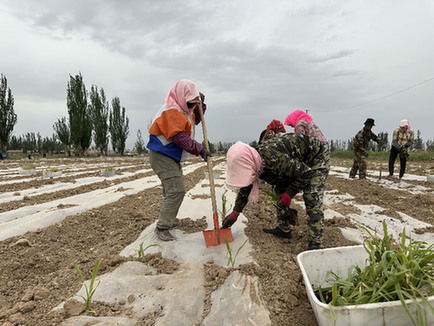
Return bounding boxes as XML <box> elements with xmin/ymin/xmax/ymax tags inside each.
<box><xmin>200</xmin><ymin>148</ymin><xmax>212</xmax><ymax>162</ymax></box>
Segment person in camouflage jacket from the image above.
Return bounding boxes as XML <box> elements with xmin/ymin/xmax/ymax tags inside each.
<box><xmin>222</xmin><ymin>133</ymin><xmax>330</xmax><ymax>250</ymax></box>
<box><xmin>349</xmin><ymin>118</ymin><xmax>380</xmax><ymax>179</ymax></box>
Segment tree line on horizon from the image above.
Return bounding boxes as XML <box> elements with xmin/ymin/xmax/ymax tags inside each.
<box><xmin>0</xmin><ymin>73</ymin><xmax>130</xmax><ymax>157</ymax></box>
<box><xmin>2</xmin><ymin>73</ymin><xmax>434</xmax><ymax>157</ymax></box>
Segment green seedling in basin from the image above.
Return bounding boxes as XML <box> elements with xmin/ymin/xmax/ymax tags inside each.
<box><xmin>136</xmin><ymin>243</ymin><xmax>161</xmax><ymax>263</ymax></box>
<box><xmin>218</xmin><ymin>191</ymin><xmax>232</xmax><ymax>220</ymax></box>
<box><xmin>75</xmin><ymin>260</ymin><xmax>101</xmax><ymax>313</ymax></box>
<box><xmin>315</xmin><ymin>220</ymin><xmax>434</xmax><ymax>326</ymax></box>
<box><xmin>21</xmin><ymin>165</ymin><xmax>35</xmax><ymax>170</ymax></box>
<box><xmin>45</xmin><ymin>167</ymin><xmax>60</xmax><ymax>172</ymax></box>
<box><xmin>225</xmin><ymin>236</ymin><xmax>248</xmax><ymax>267</ymax></box>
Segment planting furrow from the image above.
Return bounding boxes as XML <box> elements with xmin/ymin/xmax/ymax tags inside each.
<box><xmin>0</xmin><ymin>164</ymin><xmax>150</xmax><ymax>192</ymax></box>
<box><xmin>0</xmin><ymin>162</ymin><xmax>205</xmax><ymax>241</ymax></box>
<box><xmin>0</xmin><ymin>171</ymin><xmax>155</xmax><ymax>214</ymax></box>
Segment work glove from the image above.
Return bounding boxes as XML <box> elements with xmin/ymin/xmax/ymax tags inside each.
<box><xmin>363</xmin><ymin>152</ymin><xmax>368</xmax><ymax>158</ymax></box>
<box><xmin>404</xmin><ymin>143</ymin><xmax>410</xmax><ymax>148</ymax></box>
<box><xmin>222</xmin><ymin>211</ymin><xmax>239</xmax><ymax>228</ymax></box>
<box><xmin>200</xmin><ymin>148</ymin><xmax>212</xmax><ymax>162</ymax></box>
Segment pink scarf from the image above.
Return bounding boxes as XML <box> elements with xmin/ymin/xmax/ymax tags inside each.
<box><xmin>284</xmin><ymin>110</ymin><xmax>313</xmax><ymax>127</ymax></box>
<box><xmin>226</xmin><ymin>141</ymin><xmax>263</xmax><ymax>202</ymax></box>
<box><xmin>399</xmin><ymin>119</ymin><xmax>411</xmax><ymax>137</ymax></box>
<box><xmin>165</xmin><ymin>80</ymin><xmax>200</xmax><ymax>117</ymax></box>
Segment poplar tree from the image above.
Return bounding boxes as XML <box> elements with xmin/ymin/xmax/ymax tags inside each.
<box><xmin>67</xmin><ymin>73</ymin><xmax>92</xmax><ymax>155</ymax></box>
<box><xmin>134</xmin><ymin>129</ymin><xmax>147</xmax><ymax>154</ymax></box>
<box><xmin>89</xmin><ymin>85</ymin><xmax>109</xmax><ymax>155</ymax></box>
<box><xmin>109</xmin><ymin>97</ymin><xmax>129</xmax><ymax>155</ymax></box>
<box><xmin>0</xmin><ymin>74</ymin><xmax>17</xmax><ymax>153</ymax></box>
<box><xmin>53</xmin><ymin>116</ymin><xmax>71</xmax><ymax>155</ymax></box>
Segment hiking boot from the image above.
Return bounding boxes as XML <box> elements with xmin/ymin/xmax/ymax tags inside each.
<box><xmin>386</xmin><ymin>175</ymin><xmax>394</xmax><ymax>181</ymax></box>
<box><xmin>349</xmin><ymin>175</ymin><xmax>355</xmax><ymax>179</ymax></box>
<box><xmin>154</xmin><ymin>227</ymin><xmax>175</xmax><ymax>241</ymax></box>
<box><xmin>263</xmin><ymin>227</ymin><xmax>292</xmax><ymax>240</ymax></box>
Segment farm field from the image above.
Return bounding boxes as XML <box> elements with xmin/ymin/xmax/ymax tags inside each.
<box><xmin>0</xmin><ymin>155</ymin><xmax>433</xmax><ymax>325</ymax></box>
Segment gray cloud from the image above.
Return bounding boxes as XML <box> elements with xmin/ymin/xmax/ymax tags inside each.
<box><xmin>1</xmin><ymin>0</ymin><xmax>433</xmax><ymax>149</ymax></box>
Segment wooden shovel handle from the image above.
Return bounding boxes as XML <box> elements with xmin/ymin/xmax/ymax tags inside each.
<box><xmin>197</xmin><ymin>103</ymin><xmax>219</xmax><ymax>230</ymax></box>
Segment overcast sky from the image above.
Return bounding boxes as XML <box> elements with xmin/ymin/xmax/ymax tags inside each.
<box><xmin>1</xmin><ymin>0</ymin><xmax>433</xmax><ymax>150</ymax></box>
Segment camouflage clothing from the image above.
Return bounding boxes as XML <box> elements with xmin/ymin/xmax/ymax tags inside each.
<box><xmin>388</xmin><ymin>127</ymin><xmax>414</xmax><ymax>178</ymax></box>
<box><xmin>233</xmin><ymin>133</ymin><xmax>330</xmax><ymax>248</ymax></box>
<box><xmin>349</xmin><ymin>128</ymin><xmax>379</xmax><ymax>179</ymax></box>
<box><xmin>391</xmin><ymin>127</ymin><xmax>414</xmax><ymax>159</ymax></box>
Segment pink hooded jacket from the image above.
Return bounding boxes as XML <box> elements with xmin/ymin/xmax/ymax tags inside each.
<box><xmin>284</xmin><ymin>110</ymin><xmax>313</xmax><ymax>127</ymax></box>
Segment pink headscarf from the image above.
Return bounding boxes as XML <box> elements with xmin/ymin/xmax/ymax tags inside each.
<box><xmin>284</xmin><ymin>110</ymin><xmax>313</xmax><ymax>127</ymax></box>
<box><xmin>226</xmin><ymin>141</ymin><xmax>263</xmax><ymax>202</ymax></box>
<box><xmin>399</xmin><ymin>119</ymin><xmax>411</xmax><ymax>136</ymax></box>
<box><xmin>165</xmin><ymin>79</ymin><xmax>200</xmax><ymax>117</ymax></box>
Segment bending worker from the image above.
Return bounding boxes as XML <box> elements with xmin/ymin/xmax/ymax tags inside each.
<box><xmin>222</xmin><ymin>133</ymin><xmax>330</xmax><ymax>251</ymax></box>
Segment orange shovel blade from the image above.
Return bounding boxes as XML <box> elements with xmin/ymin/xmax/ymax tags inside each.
<box><xmin>203</xmin><ymin>228</ymin><xmax>234</xmax><ymax>247</ymax></box>
<box><xmin>219</xmin><ymin>228</ymin><xmax>233</xmax><ymax>244</ymax></box>
<box><xmin>203</xmin><ymin>229</ymin><xmax>219</xmax><ymax>247</ymax></box>
<box><xmin>203</xmin><ymin>212</ymin><xmax>234</xmax><ymax>247</ymax></box>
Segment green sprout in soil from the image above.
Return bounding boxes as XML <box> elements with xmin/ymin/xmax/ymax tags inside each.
<box><xmin>315</xmin><ymin>220</ymin><xmax>434</xmax><ymax>326</ymax></box>
<box><xmin>218</xmin><ymin>191</ymin><xmax>232</xmax><ymax>220</ymax></box>
<box><xmin>224</xmin><ymin>236</ymin><xmax>249</xmax><ymax>267</ymax></box>
<box><xmin>21</xmin><ymin>165</ymin><xmax>35</xmax><ymax>170</ymax></box>
<box><xmin>262</xmin><ymin>189</ymin><xmax>279</xmax><ymax>203</ymax></box>
<box><xmin>75</xmin><ymin>260</ymin><xmax>101</xmax><ymax>313</ymax></box>
<box><xmin>102</xmin><ymin>166</ymin><xmax>115</xmax><ymax>172</ymax></box>
<box><xmin>45</xmin><ymin>167</ymin><xmax>60</xmax><ymax>173</ymax></box>
<box><xmin>136</xmin><ymin>243</ymin><xmax>161</xmax><ymax>263</ymax></box>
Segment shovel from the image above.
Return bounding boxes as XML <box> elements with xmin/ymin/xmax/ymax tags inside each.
<box><xmin>197</xmin><ymin>103</ymin><xmax>233</xmax><ymax>247</ymax></box>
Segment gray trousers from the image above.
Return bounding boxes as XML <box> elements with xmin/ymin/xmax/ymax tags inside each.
<box><xmin>149</xmin><ymin>150</ymin><xmax>185</xmax><ymax>229</ymax></box>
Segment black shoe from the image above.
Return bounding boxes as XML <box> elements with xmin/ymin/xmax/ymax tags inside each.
<box><xmin>307</xmin><ymin>242</ymin><xmax>321</xmax><ymax>250</ymax></box>
<box><xmin>263</xmin><ymin>227</ymin><xmax>292</xmax><ymax>240</ymax></box>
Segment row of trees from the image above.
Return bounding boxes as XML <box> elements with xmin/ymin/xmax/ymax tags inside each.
<box><xmin>53</xmin><ymin>73</ymin><xmax>130</xmax><ymax>156</ymax></box>
<box><xmin>2</xmin><ymin>72</ymin><xmax>434</xmax><ymax>156</ymax></box>
<box><xmin>0</xmin><ymin>73</ymin><xmax>131</xmax><ymax>156</ymax></box>
<box><xmin>8</xmin><ymin>133</ymin><xmax>64</xmax><ymax>154</ymax></box>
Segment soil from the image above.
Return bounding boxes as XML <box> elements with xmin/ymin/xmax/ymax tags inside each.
<box><xmin>0</xmin><ymin>155</ymin><xmax>433</xmax><ymax>326</ymax></box>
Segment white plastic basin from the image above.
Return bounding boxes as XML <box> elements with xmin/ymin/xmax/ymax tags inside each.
<box><xmin>297</xmin><ymin>245</ymin><xmax>434</xmax><ymax>326</ymax></box>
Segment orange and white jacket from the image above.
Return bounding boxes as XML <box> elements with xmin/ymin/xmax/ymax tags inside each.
<box><xmin>147</xmin><ymin>105</ymin><xmax>196</xmax><ymax>162</ymax></box>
